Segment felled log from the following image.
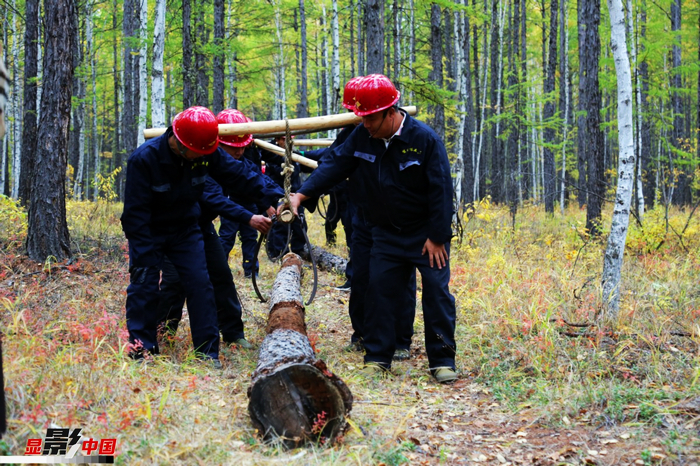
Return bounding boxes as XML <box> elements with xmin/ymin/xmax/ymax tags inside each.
<box><xmin>293</xmin><ymin>139</ymin><xmax>334</xmax><ymax>147</ymax></box>
<box><xmin>309</xmin><ymin>245</ymin><xmax>347</xmax><ymax>276</ymax></box>
<box><xmin>248</xmin><ymin>254</ymin><xmax>352</xmax><ymax>447</ymax></box>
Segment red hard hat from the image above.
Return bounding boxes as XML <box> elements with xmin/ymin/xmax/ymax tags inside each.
<box><xmin>216</xmin><ymin>109</ymin><xmax>253</xmax><ymax>147</ymax></box>
<box><xmin>342</xmin><ymin>76</ymin><xmax>364</xmax><ymax>110</ymax></box>
<box><xmin>353</xmin><ymin>74</ymin><xmax>400</xmax><ymax>117</ymax></box>
<box><xmin>172</xmin><ymin>106</ymin><xmax>219</xmax><ymax>155</ymax></box>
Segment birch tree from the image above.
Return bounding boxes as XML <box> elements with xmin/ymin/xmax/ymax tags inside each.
<box><xmin>213</xmin><ymin>0</ymin><xmax>225</xmax><ymax>113</ymax></box>
<box><xmin>152</xmin><ymin>0</ymin><xmax>166</xmax><ymax>127</ymax></box>
<box><xmin>137</xmin><ymin>0</ymin><xmax>148</xmax><ymax>146</ymax></box>
<box><xmin>331</xmin><ymin>0</ymin><xmax>340</xmax><ymax>113</ymax></box>
<box><xmin>88</xmin><ymin>1</ymin><xmax>100</xmax><ymax>201</ymax></box>
<box><xmin>543</xmin><ymin>0</ymin><xmax>558</xmax><ymax>213</ymax></box>
<box><xmin>297</xmin><ymin>0</ymin><xmax>308</xmax><ymax>118</ymax></box>
<box><xmin>601</xmin><ymin>0</ymin><xmax>635</xmax><ymax>318</ymax></box>
<box><xmin>10</xmin><ymin>0</ymin><xmax>21</xmax><ymax>199</ymax></box>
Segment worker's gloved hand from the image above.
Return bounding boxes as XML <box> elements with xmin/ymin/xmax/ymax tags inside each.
<box><xmin>249</xmin><ymin>214</ymin><xmax>273</xmax><ymax>234</ymax></box>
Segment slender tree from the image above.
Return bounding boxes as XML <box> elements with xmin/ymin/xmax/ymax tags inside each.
<box><xmin>213</xmin><ymin>0</ymin><xmax>225</xmax><ymax>113</ymax></box>
<box><xmin>543</xmin><ymin>0</ymin><xmax>558</xmax><ymax>213</ymax></box>
<box><xmin>137</xmin><ymin>0</ymin><xmax>148</xmax><ymax>146</ymax></box>
<box><xmin>602</xmin><ymin>0</ymin><xmax>635</xmax><ymax>318</ymax></box>
<box><xmin>579</xmin><ymin>0</ymin><xmax>604</xmax><ymax>234</ymax></box>
<box><xmin>297</xmin><ymin>0</ymin><xmax>309</xmax><ymax>118</ymax></box>
<box><xmin>19</xmin><ymin>0</ymin><xmax>39</xmax><ymax>206</ymax></box>
<box><xmin>365</xmin><ymin>0</ymin><xmax>384</xmax><ymax>74</ymax></box>
<box><xmin>27</xmin><ymin>0</ymin><xmax>76</xmax><ymax>262</ymax></box>
<box><xmin>183</xmin><ymin>0</ymin><xmax>194</xmax><ymax>108</ymax></box>
<box><xmin>152</xmin><ymin>0</ymin><xmax>166</xmax><ymax>127</ymax></box>
<box><xmin>429</xmin><ymin>4</ymin><xmax>444</xmax><ymax>140</ymax></box>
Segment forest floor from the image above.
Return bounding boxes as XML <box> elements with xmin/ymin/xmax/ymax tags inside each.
<box><xmin>0</xmin><ymin>197</ymin><xmax>700</xmax><ymax>465</ymax></box>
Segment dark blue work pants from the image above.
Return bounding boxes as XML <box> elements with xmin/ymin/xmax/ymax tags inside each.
<box><xmin>219</xmin><ymin>217</ymin><xmax>259</xmax><ymax>276</ymax></box>
<box><xmin>157</xmin><ymin>223</ymin><xmax>245</xmax><ymax>344</ymax></box>
<box><xmin>126</xmin><ymin>224</ymin><xmax>219</xmax><ymax>359</ymax></box>
<box><xmin>349</xmin><ymin>212</ymin><xmax>415</xmax><ymax>350</ymax></box>
<box><xmin>363</xmin><ymin>225</ymin><xmax>456</xmax><ymax>370</ymax></box>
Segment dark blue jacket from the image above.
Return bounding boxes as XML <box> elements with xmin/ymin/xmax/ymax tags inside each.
<box><xmin>121</xmin><ymin>129</ymin><xmax>281</xmax><ymax>267</ymax></box>
<box><xmin>303</xmin><ymin>125</ymin><xmax>354</xmax><ymax>200</ymax></box>
<box><xmin>298</xmin><ymin>112</ymin><xmax>453</xmax><ymax>244</ymax></box>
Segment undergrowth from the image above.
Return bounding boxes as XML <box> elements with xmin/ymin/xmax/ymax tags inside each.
<box><xmin>0</xmin><ymin>194</ymin><xmax>698</xmax><ymax>464</ymax></box>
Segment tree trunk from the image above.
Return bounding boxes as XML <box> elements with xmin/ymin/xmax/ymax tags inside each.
<box><xmin>195</xmin><ymin>4</ymin><xmax>210</xmax><ymax>108</ymax></box>
<box><xmin>364</xmin><ymin>0</ymin><xmax>384</xmax><ymax>74</ymax></box>
<box><xmin>297</xmin><ymin>0</ymin><xmax>309</xmax><ymax>118</ymax></box>
<box><xmin>579</xmin><ymin>0</ymin><xmax>604</xmax><ymax>234</ymax></box>
<box><xmin>489</xmin><ymin>1</ymin><xmax>505</xmax><ymax>204</ymax></box>
<box><xmin>461</xmin><ymin>1</ymin><xmax>475</xmax><ymax>206</ymax></box>
<box><xmin>670</xmin><ymin>0</ymin><xmax>686</xmax><ymax>205</ymax></box>
<box><xmin>507</xmin><ymin>0</ymin><xmax>521</xmax><ymax>214</ymax></box>
<box><xmin>248</xmin><ymin>254</ymin><xmax>352</xmax><ymax>447</ymax></box>
<box><xmin>122</xmin><ymin>0</ymin><xmax>138</xmax><ymax>155</ymax></box>
<box><xmin>19</xmin><ymin>0</ymin><xmax>39</xmax><ymax>206</ymax></box>
<box><xmin>559</xmin><ymin>0</ymin><xmax>569</xmax><ymax>213</ymax></box>
<box><xmin>226</xmin><ymin>1</ymin><xmax>238</xmax><ymax>109</ymax></box>
<box><xmin>392</xmin><ymin>0</ymin><xmax>400</xmax><ymax>83</ymax></box>
<box><xmin>88</xmin><ymin>1</ymin><xmax>99</xmax><ymax>201</ymax></box>
<box><xmin>112</xmin><ymin>0</ymin><xmax>124</xmax><ymax>199</ymax></box>
<box><xmin>639</xmin><ymin>1</ymin><xmax>653</xmax><ymax>209</ymax></box>
<box><xmin>71</xmin><ymin>5</ymin><xmax>85</xmax><ymax>201</ymax></box>
<box><xmin>429</xmin><ymin>4</ymin><xmax>444</xmax><ymax>141</ymax></box>
<box><xmin>602</xmin><ymin>0</ymin><xmax>635</xmax><ymax>318</ymax></box>
<box><xmin>152</xmin><ymin>0</ymin><xmax>166</xmax><ymax>127</ymax></box>
<box><xmin>212</xmin><ymin>0</ymin><xmax>225</xmax><ymax>114</ymax></box>
<box><xmin>309</xmin><ymin>245</ymin><xmax>347</xmax><ymax>276</ymax></box>
<box><xmin>182</xmin><ymin>0</ymin><xmax>194</xmax><ymax>108</ymax></box>
<box><xmin>331</xmin><ymin>0</ymin><xmax>340</xmax><ymax>114</ymax></box>
<box><xmin>274</xmin><ymin>3</ymin><xmax>286</xmax><ymax>119</ymax></box>
<box><xmin>10</xmin><ymin>0</ymin><xmax>21</xmax><ymax>199</ymax></box>
<box><xmin>357</xmin><ymin>0</ymin><xmax>364</xmax><ymax>75</ymax></box>
<box><xmin>26</xmin><ymin>0</ymin><xmax>76</xmax><ymax>262</ymax></box>
<box><xmin>137</xmin><ymin>0</ymin><xmax>148</xmax><ymax>147</ymax></box>
<box><xmin>543</xmin><ymin>0</ymin><xmax>558</xmax><ymax>213</ymax></box>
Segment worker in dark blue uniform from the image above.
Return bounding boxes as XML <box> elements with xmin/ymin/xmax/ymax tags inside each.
<box><xmin>284</xmin><ymin>75</ymin><xmax>458</xmax><ymax>383</ymax></box>
<box><xmin>157</xmin><ymin>176</ymin><xmax>280</xmax><ymax>349</ymax></box>
<box><xmin>121</xmin><ymin>106</ymin><xmax>280</xmax><ymax>365</ymax></box>
<box><xmin>215</xmin><ymin>109</ymin><xmax>277</xmax><ymax>277</ymax></box>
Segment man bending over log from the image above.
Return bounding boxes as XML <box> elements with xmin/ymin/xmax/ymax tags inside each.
<box><xmin>121</xmin><ymin>106</ymin><xmax>280</xmax><ymax>366</ymax></box>
<box><xmin>283</xmin><ymin>75</ymin><xmax>458</xmax><ymax>384</ymax></box>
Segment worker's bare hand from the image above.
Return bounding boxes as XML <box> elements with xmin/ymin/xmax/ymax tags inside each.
<box><xmin>421</xmin><ymin>239</ymin><xmax>448</xmax><ymax>269</ymax></box>
<box><xmin>266</xmin><ymin>206</ymin><xmax>276</xmax><ymax>218</ymax></box>
<box><xmin>278</xmin><ymin>192</ymin><xmax>308</xmax><ymax>217</ymax></box>
<box><xmin>249</xmin><ymin>215</ymin><xmax>272</xmax><ymax>234</ymax></box>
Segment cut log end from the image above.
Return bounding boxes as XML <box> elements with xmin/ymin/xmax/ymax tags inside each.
<box><xmin>248</xmin><ymin>363</ymin><xmax>349</xmax><ymax>448</ymax></box>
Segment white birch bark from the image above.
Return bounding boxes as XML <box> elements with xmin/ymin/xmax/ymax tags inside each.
<box><xmin>602</xmin><ymin>0</ymin><xmax>636</xmax><ymax>318</ymax></box>
<box><xmin>151</xmin><ymin>0</ymin><xmax>166</xmax><ymax>128</ymax></box>
<box><xmin>331</xmin><ymin>0</ymin><xmax>340</xmax><ymax>112</ymax></box>
<box><xmin>137</xmin><ymin>0</ymin><xmax>148</xmax><ymax>147</ymax></box>
<box><xmin>626</xmin><ymin>0</ymin><xmax>644</xmax><ymax>219</ymax></box>
<box><xmin>453</xmin><ymin>2</ymin><xmax>466</xmax><ymax>209</ymax></box>
<box><xmin>226</xmin><ymin>2</ymin><xmax>238</xmax><ymax>108</ymax></box>
<box><xmin>10</xmin><ymin>0</ymin><xmax>21</xmax><ymax>199</ymax></box>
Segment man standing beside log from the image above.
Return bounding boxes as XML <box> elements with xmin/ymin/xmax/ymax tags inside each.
<box><xmin>284</xmin><ymin>75</ymin><xmax>458</xmax><ymax>383</ymax></box>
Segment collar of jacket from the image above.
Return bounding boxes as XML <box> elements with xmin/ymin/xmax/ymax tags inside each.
<box><xmin>158</xmin><ymin>127</ymin><xmax>181</xmax><ymax>165</ymax></box>
<box><xmin>379</xmin><ymin>109</ymin><xmax>414</xmax><ymax>146</ymax></box>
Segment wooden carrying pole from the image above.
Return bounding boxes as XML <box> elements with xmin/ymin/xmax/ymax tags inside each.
<box><xmin>253</xmin><ymin>139</ymin><xmax>318</xmax><ymax>169</ymax></box>
<box><xmin>293</xmin><ymin>139</ymin><xmax>334</xmax><ymax>147</ymax></box>
<box><xmin>143</xmin><ymin>106</ymin><xmax>417</xmax><ymax>140</ymax></box>
<box><xmin>248</xmin><ymin>253</ymin><xmax>352</xmax><ymax>447</ymax></box>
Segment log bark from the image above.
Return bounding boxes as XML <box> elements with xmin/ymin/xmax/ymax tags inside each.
<box><xmin>248</xmin><ymin>254</ymin><xmax>352</xmax><ymax>447</ymax></box>
<box><xmin>309</xmin><ymin>245</ymin><xmax>347</xmax><ymax>276</ymax></box>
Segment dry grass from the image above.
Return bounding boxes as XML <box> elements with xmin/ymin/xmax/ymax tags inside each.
<box><xmin>0</xmin><ymin>196</ymin><xmax>699</xmax><ymax>464</ymax></box>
